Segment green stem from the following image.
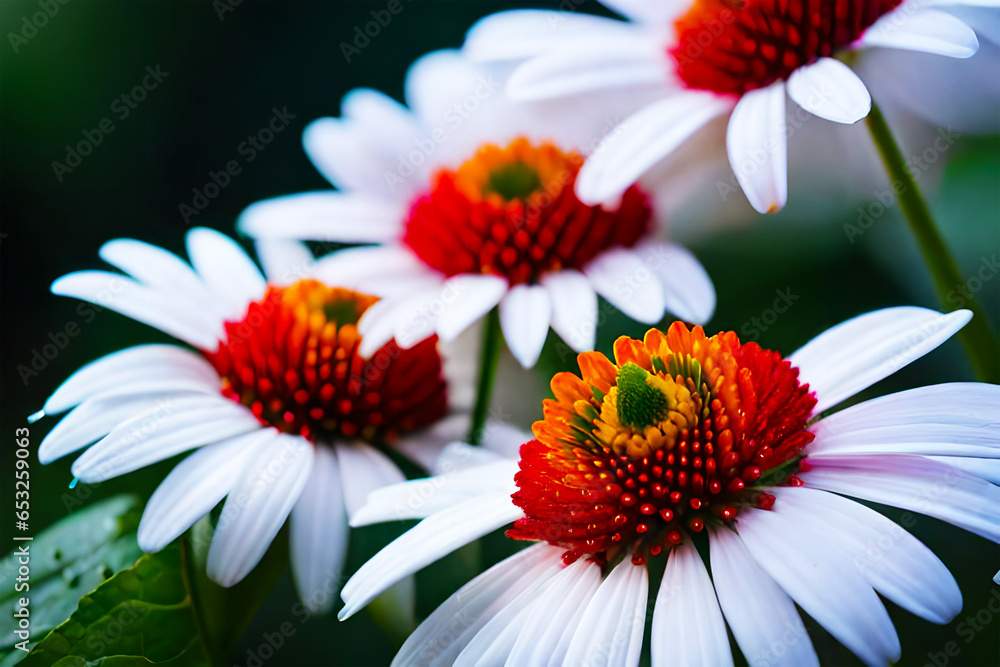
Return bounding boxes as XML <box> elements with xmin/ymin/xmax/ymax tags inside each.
<box><xmin>468</xmin><ymin>308</ymin><xmax>503</xmax><ymax>445</ymax></box>
<box><xmin>865</xmin><ymin>102</ymin><xmax>999</xmax><ymax>383</ymax></box>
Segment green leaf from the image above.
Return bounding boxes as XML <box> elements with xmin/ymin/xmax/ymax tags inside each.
<box><xmin>19</xmin><ymin>544</ymin><xmax>210</xmax><ymax>667</ymax></box>
<box><xmin>0</xmin><ymin>496</ymin><xmax>144</xmax><ymax>663</ymax></box>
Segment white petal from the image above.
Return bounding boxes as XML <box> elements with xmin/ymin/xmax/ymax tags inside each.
<box><xmin>583</xmin><ymin>248</ymin><xmax>666</xmax><ymax>324</ymax></box>
<box><xmin>506</xmin><ymin>558</ymin><xmax>603</xmax><ymax>665</ymax></box>
<box><xmin>41</xmin><ymin>344</ymin><xmax>218</xmax><ymax>415</ymax></box>
<box><xmin>239</xmin><ymin>192</ymin><xmax>405</xmax><ymax>243</ymax></box>
<box><xmin>185</xmin><ymin>228</ymin><xmax>266</xmax><ymax>320</ymax></box>
<box><xmin>312</xmin><ymin>245</ymin><xmax>429</xmax><ymax>297</ymax></box>
<box><xmin>601</xmin><ymin>0</ymin><xmax>689</xmax><ymax>23</ymax></box>
<box><xmin>339</xmin><ymin>493</ymin><xmax>522</xmax><ymax>620</ymax></box>
<box><xmin>253</xmin><ymin>239</ymin><xmax>315</xmax><ymax>286</ymax></box>
<box><xmin>808</xmin><ymin>383</ymin><xmax>1000</xmax><ymax>458</ymax></box>
<box><xmin>98</xmin><ymin>239</ymin><xmax>218</xmax><ymax>316</ymax></box>
<box><xmin>207</xmin><ymin>434</ymin><xmax>314</xmax><ymax>587</ymax></box>
<box><xmin>40</xmin><ymin>392</ymin><xmax>204</xmax><ymax>464</ymax></box>
<box><xmin>356</xmin><ymin>298</ymin><xmax>412</xmax><ymax>359</ymax></box>
<box><xmin>290</xmin><ymin>446</ymin><xmax>349</xmax><ymax>613</ymax></box>
<box><xmin>350</xmin><ymin>459</ymin><xmax>518</xmax><ymax>527</ymax></box>
<box><xmin>737</xmin><ymin>507</ymin><xmax>901</xmax><ymax>666</ymax></box>
<box><xmin>335</xmin><ymin>441</ymin><xmax>406</xmax><ymax>520</ymax></box>
<box><xmin>51</xmin><ymin>271</ymin><xmax>220</xmax><ymax>349</ymax></box>
<box><xmin>465</xmin><ymin>10</ymin><xmax>638</xmax><ymax>62</ymax></box>
<box><xmin>435</xmin><ymin>274</ymin><xmax>508</xmax><ymax>342</ymax></box>
<box><xmin>860</xmin><ymin>8</ymin><xmax>980</xmax><ymax>58</ymax></box>
<box><xmin>391</xmin><ymin>413</ymin><xmax>472</xmax><ymax>471</ymax></box>
<box><xmin>788</xmin><ymin>307</ymin><xmax>972</xmax><ymax>413</ymax></box>
<box><xmin>652</xmin><ymin>541</ymin><xmax>733</xmax><ymax>667</ymax></box>
<box><xmin>137</xmin><ymin>430</ymin><xmax>273</xmax><ymax>552</ymax></box>
<box><xmin>727</xmin><ymin>81</ymin><xmax>788</xmax><ymax>214</ymax></box>
<box><xmin>928</xmin><ymin>456</ymin><xmax>1000</xmax><ymax>484</ymax></box>
<box><xmin>432</xmin><ymin>440</ymin><xmax>506</xmax><ymax>474</ymax></box>
<box><xmin>800</xmin><ymin>454</ymin><xmax>1000</xmax><ymax>542</ymax></box>
<box><xmin>638</xmin><ymin>241</ymin><xmax>716</xmax><ymax>324</ymax></box>
<box><xmin>576</xmin><ymin>92</ymin><xmax>731</xmax><ymax>205</ymax></box>
<box><xmin>507</xmin><ymin>41</ymin><xmax>667</xmax><ymax>101</ymax></box>
<box><xmin>710</xmin><ymin>528</ymin><xmax>818</xmax><ymax>667</ymax></box>
<box><xmin>787</xmin><ymin>57</ymin><xmax>872</xmax><ymax>124</ymax></box>
<box><xmin>499</xmin><ymin>284</ymin><xmax>552</xmax><ymax>368</ymax></box>
<box><xmin>303</xmin><ymin>117</ymin><xmax>412</xmax><ymax>196</ymax></box>
<box><xmin>393</xmin><ymin>544</ymin><xmax>563</xmax><ymax>666</ymax></box>
<box><xmin>564</xmin><ymin>551</ymin><xmax>648</xmax><ymax>667</ymax></box>
<box><xmin>480</xmin><ymin>420</ymin><xmax>532</xmax><ymax>461</ymax></box>
<box><xmin>541</xmin><ymin>269</ymin><xmax>598</xmax><ymax>353</ymax></box>
<box><xmin>71</xmin><ymin>396</ymin><xmax>259</xmax><ymax>483</ymax></box>
<box><xmin>774</xmin><ymin>487</ymin><xmax>962</xmax><ymax>624</ymax></box>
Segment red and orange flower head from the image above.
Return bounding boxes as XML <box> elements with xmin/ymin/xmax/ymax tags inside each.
<box><xmin>510</xmin><ymin>322</ymin><xmax>817</xmax><ymax>564</ymax></box>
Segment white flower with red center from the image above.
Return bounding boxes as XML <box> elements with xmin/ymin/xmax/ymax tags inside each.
<box><xmin>238</xmin><ymin>50</ymin><xmax>716</xmax><ymax>369</ymax></box>
<box><xmin>338</xmin><ymin>306</ymin><xmax>1000</xmax><ymax>666</ymax></box>
<box><xmin>30</xmin><ymin>228</ymin><xmax>484</xmax><ymax>612</ymax></box>
<box><xmin>465</xmin><ymin>0</ymin><xmax>996</xmax><ymax>214</ymax></box>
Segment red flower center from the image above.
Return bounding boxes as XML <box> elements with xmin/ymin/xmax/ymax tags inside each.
<box><xmin>402</xmin><ymin>137</ymin><xmax>652</xmax><ymax>285</ymax></box>
<box><xmin>671</xmin><ymin>0</ymin><xmax>903</xmax><ymax>95</ymax></box>
<box><xmin>206</xmin><ymin>281</ymin><xmax>448</xmax><ymax>443</ymax></box>
<box><xmin>509</xmin><ymin>323</ymin><xmax>816</xmax><ymax>565</ymax></box>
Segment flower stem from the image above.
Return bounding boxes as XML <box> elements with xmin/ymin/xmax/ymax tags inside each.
<box><xmin>865</xmin><ymin>102</ymin><xmax>999</xmax><ymax>383</ymax></box>
<box><xmin>468</xmin><ymin>308</ymin><xmax>503</xmax><ymax>445</ymax></box>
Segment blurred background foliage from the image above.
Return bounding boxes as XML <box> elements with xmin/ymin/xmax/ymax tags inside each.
<box><xmin>1</xmin><ymin>1</ymin><xmax>998</xmax><ymax>665</ymax></box>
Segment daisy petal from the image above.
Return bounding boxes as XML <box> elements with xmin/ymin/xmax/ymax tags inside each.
<box><xmin>137</xmin><ymin>430</ymin><xmax>273</xmax><ymax>552</ymax></box>
<box><xmin>541</xmin><ymin>269</ymin><xmax>598</xmax><ymax>353</ymax></box>
<box><xmin>42</xmin><ymin>344</ymin><xmax>218</xmax><ymax>415</ymax></box>
<box><xmin>98</xmin><ymin>239</ymin><xmax>217</xmax><ymax>314</ymax></box>
<box><xmin>737</xmin><ymin>507</ymin><xmax>901</xmax><ymax>665</ymax></box>
<box><xmin>303</xmin><ymin>118</ymin><xmax>404</xmax><ymax>196</ymax></box>
<box><xmin>391</xmin><ymin>413</ymin><xmax>473</xmax><ymax>471</ymax></box>
<box><xmin>710</xmin><ymin>527</ymin><xmax>819</xmax><ymax>667</ymax></box>
<box><xmin>311</xmin><ymin>245</ymin><xmax>427</xmax><ymax>295</ymax></box>
<box><xmin>928</xmin><ymin>456</ymin><xmax>1000</xmax><ymax>485</ymax></box>
<box><xmin>435</xmin><ymin>274</ymin><xmax>508</xmax><ymax>342</ymax></box>
<box><xmin>652</xmin><ymin>541</ymin><xmax>733</xmax><ymax>667</ymax></box>
<box><xmin>860</xmin><ymin>9</ymin><xmax>980</xmax><ymax>58</ymax></box>
<box><xmin>639</xmin><ymin>241</ymin><xmax>716</xmax><ymax>324</ymax></box>
<box><xmin>335</xmin><ymin>441</ymin><xmax>406</xmax><ymax>520</ymax></box>
<box><xmin>584</xmin><ymin>248</ymin><xmax>666</xmax><ymax>324</ymax></box>
<box><xmin>465</xmin><ymin>10</ymin><xmax>636</xmax><ymax>62</ymax></box>
<box><xmin>51</xmin><ymin>272</ymin><xmax>220</xmax><ymax>349</ymax></box>
<box><xmin>788</xmin><ymin>307</ymin><xmax>972</xmax><ymax>413</ymax></box>
<box><xmin>564</xmin><ymin>550</ymin><xmax>649</xmax><ymax>667</ymax></box>
<box><xmin>506</xmin><ymin>558</ymin><xmax>603</xmax><ymax>665</ymax></box>
<box><xmin>775</xmin><ymin>487</ymin><xmax>962</xmax><ymax>624</ymax></box>
<box><xmin>186</xmin><ymin>227</ymin><xmax>266</xmax><ymax>320</ymax></box>
<box><xmin>576</xmin><ymin>92</ymin><xmax>731</xmax><ymax>205</ymax></box>
<box><xmin>394</xmin><ymin>544</ymin><xmax>564</xmax><ymax>666</ymax></box>
<box><xmin>207</xmin><ymin>434</ymin><xmax>314</xmax><ymax>587</ymax></box>
<box><xmin>499</xmin><ymin>284</ymin><xmax>552</xmax><ymax>368</ymax></box>
<box><xmin>801</xmin><ymin>454</ymin><xmax>1000</xmax><ymax>542</ymax></box>
<box><xmin>290</xmin><ymin>446</ymin><xmax>349</xmax><ymax>613</ymax></box>
<box><xmin>808</xmin><ymin>383</ymin><xmax>1000</xmax><ymax>458</ymax></box>
<box><xmin>601</xmin><ymin>0</ymin><xmax>689</xmax><ymax>23</ymax></box>
<box><xmin>71</xmin><ymin>396</ymin><xmax>259</xmax><ymax>483</ymax></box>
<box><xmin>787</xmin><ymin>57</ymin><xmax>872</xmax><ymax>124</ymax></box>
<box><xmin>239</xmin><ymin>192</ymin><xmax>404</xmax><ymax>243</ymax></box>
<box><xmin>339</xmin><ymin>493</ymin><xmax>522</xmax><ymax>620</ymax></box>
<box><xmin>507</xmin><ymin>41</ymin><xmax>668</xmax><ymax>101</ymax></box>
<box><xmin>727</xmin><ymin>81</ymin><xmax>788</xmax><ymax>214</ymax></box>
<box><xmin>254</xmin><ymin>239</ymin><xmax>315</xmax><ymax>286</ymax></box>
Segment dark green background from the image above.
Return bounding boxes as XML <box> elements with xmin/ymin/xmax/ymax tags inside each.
<box><xmin>2</xmin><ymin>1</ymin><xmax>999</xmax><ymax>665</ymax></box>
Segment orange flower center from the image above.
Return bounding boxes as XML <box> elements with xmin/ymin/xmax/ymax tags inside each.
<box><xmin>206</xmin><ymin>281</ymin><xmax>448</xmax><ymax>443</ymax></box>
<box><xmin>403</xmin><ymin>137</ymin><xmax>652</xmax><ymax>285</ymax></box>
<box><xmin>509</xmin><ymin>322</ymin><xmax>816</xmax><ymax>565</ymax></box>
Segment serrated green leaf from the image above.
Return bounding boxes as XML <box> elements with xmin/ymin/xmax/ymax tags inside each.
<box><xmin>19</xmin><ymin>544</ymin><xmax>210</xmax><ymax>667</ymax></box>
<box><xmin>0</xmin><ymin>496</ymin><xmax>144</xmax><ymax>663</ymax></box>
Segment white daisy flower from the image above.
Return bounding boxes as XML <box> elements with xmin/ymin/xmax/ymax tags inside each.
<box><xmin>339</xmin><ymin>306</ymin><xmax>1000</xmax><ymax>665</ymax></box>
<box><xmin>464</xmin><ymin>0</ymin><xmax>997</xmax><ymax>214</ymax></box>
<box><xmin>29</xmin><ymin>228</ymin><xmax>480</xmax><ymax>612</ymax></box>
<box><xmin>238</xmin><ymin>49</ymin><xmax>716</xmax><ymax>369</ymax></box>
